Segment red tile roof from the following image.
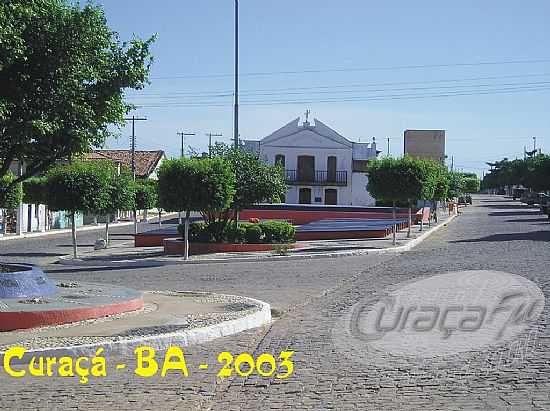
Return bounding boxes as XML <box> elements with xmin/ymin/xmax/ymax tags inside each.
<box><xmin>84</xmin><ymin>150</ymin><xmax>165</xmax><ymax>178</ymax></box>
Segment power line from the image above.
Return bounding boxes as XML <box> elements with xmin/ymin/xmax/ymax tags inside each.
<box><xmin>148</xmin><ymin>58</ymin><xmax>550</xmax><ymax>80</ymax></box>
<box><xmin>131</xmin><ymin>84</ymin><xmax>550</xmax><ymax>108</ymax></box>
<box><xmin>128</xmin><ymin>72</ymin><xmax>550</xmax><ymax>98</ymax></box>
<box><xmin>128</xmin><ymin>79</ymin><xmax>550</xmax><ymax>102</ymax></box>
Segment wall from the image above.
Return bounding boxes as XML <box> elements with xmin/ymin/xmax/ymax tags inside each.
<box><xmin>351</xmin><ymin>172</ymin><xmax>376</xmax><ymax>206</ymax></box>
<box><xmin>404</xmin><ymin>130</ymin><xmax>446</xmax><ymax>163</ymax></box>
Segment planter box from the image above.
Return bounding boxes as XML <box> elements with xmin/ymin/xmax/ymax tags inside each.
<box><xmin>163</xmin><ymin>238</ymin><xmax>301</xmax><ymax>255</ymax></box>
<box><xmin>0</xmin><ymin>263</ymin><xmax>57</xmax><ymax>299</ymax></box>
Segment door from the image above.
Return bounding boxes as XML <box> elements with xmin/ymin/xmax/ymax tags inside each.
<box><xmin>299</xmin><ymin>188</ymin><xmax>312</xmax><ymax>204</ymax></box>
<box><xmin>325</xmin><ymin>189</ymin><xmax>338</xmax><ymax>205</ymax></box>
<box><xmin>327</xmin><ymin>156</ymin><xmax>337</xmax><ymax>183</ymax></box>
<box><xmin>297</xmin><ymin>155</ymin><xmax>315</xmax><ymax>183</ymax></box>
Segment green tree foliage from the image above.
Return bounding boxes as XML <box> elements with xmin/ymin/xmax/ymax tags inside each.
<box><xmin>0</xmin><ymin>173</ymin><xmax>22</xmax><ymax>210</ymax></box>
<box><xmin>134</xmin><ymin>179</ymin><xmax>158</xmax><ymax>211</ymax></box>
<box><xmin>0</xmin><ymin>0</ymin><xmax>155</xmax><ymax>187</ymax></box>
<box><xmin>211</xmin><ymin>143</ymin><xmax>287</xmax><ymax>212</ymax></box>
<box><xmin>462</xmin><ymin>175</ymin><xmax>481</xmax><ymax>193</ymax></box>
<box><xmin>95</xmin><ymin>163</ymin><xmax>136</xmax><ymax>245</ymax></box>
<box><xmin>482</xmin><ymin>154</ymin><xmax>550</xmax><ymax>192</ymax></box>
<box><xmin>45</xmin><ymin>161</ymin><xmax>111</xmax><ymax>257</ymax></box>
<box><xmin>367</xmin><ymin>156</ymin><xmax>440</xmax><ymax>241</ymax></box>
<box><xmin>447</xmin><ymin>172</ymin><xmax>466</xmax><ymax>198</ymax></box>
<box><xmin>22</xmin><ymin>177</ymin><xmax>48</xmax><ymax>204</ymax></box>
<box><xmin>158</xmin><ymin>158</ymin><xmax>235</xmax><ymax>259</ymax></box>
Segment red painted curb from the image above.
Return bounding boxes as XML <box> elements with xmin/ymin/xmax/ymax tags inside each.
<box><xmin>164</xmin><ymin>239</ymin><xmax>302</xmax><ymax>255</ymax></box>
<box><xmin>0</xmin><ymin>297</ymin><xmax>144</xmax><ymax>332</ymax></box>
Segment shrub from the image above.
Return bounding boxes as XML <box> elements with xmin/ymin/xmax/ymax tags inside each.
<box><xmin>242</xmin><ymin>223</ymin><xmax>263</xmax><ymax>244</ymax></box>
<box><xmin>226</xmin><ymin>225</ymin><xmax>246</xmax><ymax>244</ymax></box>
<box><xmin>260</xmin><ymin>220</ymin><xmax>295</xmax><ymax>243</ymax></box>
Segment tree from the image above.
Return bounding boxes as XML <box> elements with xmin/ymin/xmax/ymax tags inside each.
<box><xmin>462</xmin><ymin>175</ymin><xmax>480</xmax><ymax>194</ymax></box>
<box><xmin>95</xmin><ymin>164</ymin><xmax>135</xmax><ymax>246</ymax></box>
<box><xmin>0</xmin><ymin>173</ymin><xmax>22</xmax><ymax>234</ymax></box>
<box><xmin>431</xmin><ymin>165</ymin><xmax>450</xmax><ymax>223</ymax></box>
<box><xmin>367</xmin><ymin>156</ymin><xmax>438</xmax><ymax>243</ymax></box>
<box><xmin>22</xmin><ymin>177</ymin><xmax>48</xmax><ymax>205</ymax></box>
<box><xmin>46</xmin><ymin>161</ymin><xmax>111</xmax><ymax>258</ymax></box>
<box><xmin>448</xmin><ymin>172</ymin><xmax>465</xmax><ymax>199</ymax></box>
<box><xmin>525</xmin><ymin>154</ymin><xmax>550</xmax><ymax>192</ymax></box>
<box><xmin>134</xmin><ymin>179</ymin><xmax>158</xmax><ymax>221</ymax></box>
<box><xmin>211</xmin><ymin>143</ymin><xmax>287</xmax><ymax>226</ymax></box>
<box><xmin>158</xmin><ymin>158</ymin><xmax>235</xmax><ymax>259</ymax></box>
<box><xmin>0</xmin><ymin>0</ymin><xmax>155</xmax><ymax>189</ymax></box>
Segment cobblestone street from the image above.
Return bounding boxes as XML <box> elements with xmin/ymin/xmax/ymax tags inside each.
<box><xmin>1</xmin><ymin>195</ymin><xmax>549</xmax><ymax>410</ymax></box>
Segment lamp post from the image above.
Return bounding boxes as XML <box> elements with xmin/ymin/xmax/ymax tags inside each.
<box><xmin>233</xmin><ymin>0</ymin><xmax>239</xmax><ymax>149</ymax></box>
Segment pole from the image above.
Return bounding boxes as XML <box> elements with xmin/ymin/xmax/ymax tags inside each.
<box><xmin>387</xmin><ymin>137</ymin><xmax>390</xmax><ymax>157</ymax></box>
<box><xmin>533</xmin><ymin>136</ymin><xmax>537</xmax><ymax>152</ymax></box>
<box><xmin>124</xmin><ymin>115</ymin><xmax>147</xmax><ymax>234</ymax></box>
<box><xmin>451</xmin><ymin>156</ymin><xmax>454</xmax><ymax>172</ymax></box>
<box><xmin>206</xmin><ymin>133</ymin><xmax>222</xmax><ymax>158</ymax></box>
<box><xmin>177</xmin><ymin>131</ymin><xmax>196</xmax><ymax>158</ymax></box>
<box><xmin>234</xmin><ymin>0</ymin><xmax>239</xmax><ymax>149</ymax></box>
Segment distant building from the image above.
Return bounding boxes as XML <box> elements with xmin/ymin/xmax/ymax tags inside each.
<box><xmin>404</xmin><ymin>130</ymin><xmax>446</xmax><ymax>163</ymax></box>
<box><xmin>243</xmin><ymin>114</ymin><xmax>380</xmax><ymax>206</ymax></box>
<box><xmin>84</xmin><ymin>150</ymin><xmax>166</xmax><ymax>179</ymax></box>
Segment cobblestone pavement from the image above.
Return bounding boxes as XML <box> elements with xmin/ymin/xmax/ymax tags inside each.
<box><xmin>1</xmin><ymin>195</ymin><xmax>550</xmax><ymax>410</ymax></box>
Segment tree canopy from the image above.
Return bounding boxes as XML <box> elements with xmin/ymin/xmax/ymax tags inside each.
<box><xmin>482</xmin><ymin>154</ymin><xmax>550</xmax><ymax>192</ymax></box>
<box><xmin>366</xmin><ymin>156</ymin><xmax>439</xmax><ymax>203</ymax></box>
<box><xmin>0</xmin><ymin>0</ymin><xmax>155</xmax><ymax>188</ymax></box>
<box><xmin>134</xmin><ymin>179</ymin><xmax>158</xmax><ymax>210</ymax></box>
<box><xmin>211</xmin><ymin>143</ymin><xmax>287</xmax><ymax>210</ymax></box>
<box><xmin>0</xmin><ymin>173</ymin><xmax>22</xmax><ymax>210</ymax></box>
<box><xmin>157</xmin><ymin>158</ymin><xmax>235</xmax><ymax>213</ymax></box>
<box><xmin>45</xmin><ymin>161</ymin><xmax>111</xmax><ymax>214</ymax></box>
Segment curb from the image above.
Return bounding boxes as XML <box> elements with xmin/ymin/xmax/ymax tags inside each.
<box><xmin>56</xmin><ymin>214</ymin><xmax>458</xmax><ymax>267</ymax></box>
<box><xmin>0</xmin><ymin>293</ymin><xmax>271</xmax><ymax>361</ymax></box>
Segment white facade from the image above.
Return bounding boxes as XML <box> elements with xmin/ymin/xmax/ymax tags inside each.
<box><xmin>244</xmin><ymin>116</ymin><xmax>379</xmax><ymax>206</ymax></box>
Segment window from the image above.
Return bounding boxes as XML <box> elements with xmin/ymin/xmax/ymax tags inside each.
<box><xmin>299</xmin><ymin>188</ymin><xmax>312</xmax><ymax>204</ymax></box>
<box><xmin>275</xmin><ymin>154</ymin><xmax>285</xmax><ymax>168</ymax></box>
<box><xmin>325</xmin><ymin>189</ymin><xmax>338</xmax><ymax>205</ymax></box>
<box><xmin>352</xmin><ymin>160</ymin><xmax>370</xmax><ymax>172</ymax></box>
<box><xmin>327</xmin><ymin>156</ymin><xmax>337</xmax><ymax>182</ymax></box>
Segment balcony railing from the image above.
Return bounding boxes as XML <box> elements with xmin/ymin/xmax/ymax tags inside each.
<box><xmin>285</xmin><ymin>170</ymin><xmax>347</xmax><ymax>186</ymax></box>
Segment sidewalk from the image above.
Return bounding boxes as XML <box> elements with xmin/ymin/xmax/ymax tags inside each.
<box><xmin>0</xmin><ymin>213</ymin><xmax>178</xmax><ymax>242</ymax></box>
<box><xmin>56</xmin><ymin>211</ymin><xmax>458</xmax><ymax>267</ymax></box>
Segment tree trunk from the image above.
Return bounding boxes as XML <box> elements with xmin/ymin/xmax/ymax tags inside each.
<box><xmin>235</xmin><ymin>209</ymin><xmax>240</xmax><ymax>229</ymax></box>
<box><xmin>184</xmin><ymin>210</ymin><xmax>190</xmax><ymax>260</ymax></box>
<box><xmin>133</xmin><ymin>209</ymin><xmax>138</xmax><ymax>235</ymax></box>
<box><xmin>71</xmin><ymin>212</ymin><xmax>78</xmax><ymax>259</ymax></box>
<box><xmin>392</xmin><ymin>200</ymin><xmax>396</xmax><ymax>246</ymax></box>
<box><xmin>104</xmin><ymin>215</ymin><xmax>110</xmax><ymax>247</ymax></box>
<box><xmin>144</xmin><ymin>209</ymin><xmax>148</xmax><ymax>222</ymax></box>
<box><xmin>158</xmin><ymin>210</ymin><xmax>162</xmax><ymax>228</ymax></box>
<box><xmin>178</xmin><ymin>211</ymin><xmax>182</xmax><ymax>225</ymax></box>
<box><xmin>407</xmin><ymin>200</ymin><xmax>412</xmax><ymax>238</ymax></box>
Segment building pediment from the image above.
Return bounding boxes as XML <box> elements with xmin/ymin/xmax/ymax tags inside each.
<box><xmin>260</xmin><ymin>117</ymin><xmax>352</xmax><ymax>149</ymax></box>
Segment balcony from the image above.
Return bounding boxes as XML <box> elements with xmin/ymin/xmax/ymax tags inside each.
<box><xmin>285</xmin><ymin>170</ymin><xmax>348</xmax><ymax>186</ymax></box>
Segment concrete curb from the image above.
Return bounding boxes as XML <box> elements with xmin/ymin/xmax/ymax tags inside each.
<box><xmin>56</xmin><ymin>214</ymin><xmax>458</xmax><ymax>267</ymax></box>
<box><xmin>0</xmin><ymin>293</ymin><xmax>271</xmax><ymax>361</ymax></box>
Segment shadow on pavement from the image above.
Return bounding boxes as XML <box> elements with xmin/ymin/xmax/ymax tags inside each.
<box><xmin>451</xmin><ymin>230</ymin><xmax>550</xmax><ymax>243</ymax></box>
<box><xmin>506</xmin><ymin>218</ymin><xmax>549</xmax><ymax>223</ymax></box>
<box><xmin>0</xmin><ymin>252</ymin><xmax>65</xmax><ymax>257</ymax></box>
<box><xmin>489</xmin><ymin>211</ymin><xmax>542</xmax><ymax>217</ymax></box>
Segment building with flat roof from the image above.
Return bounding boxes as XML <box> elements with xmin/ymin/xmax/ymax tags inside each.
<box><xmin>404</xmin><ymin>129</ymin><xmax>446</xmax><ymax>163</ymax></box>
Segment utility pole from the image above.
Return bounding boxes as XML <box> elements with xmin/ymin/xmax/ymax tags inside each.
<box><xmin>451</xmin><ymin>156</ymin><xmax>454</xmax><ymax>172</ymax></box>
<box><xmin>206</xmin><ymin>133</ymin><xmax>222</xmax><ymax>157</ymax></box>
<box><xmin>124</xmin><ymin>115</ymin><xmax>147</xmax><ymax>234</ymax></box>
<box><xmin>533</xmin><ymin>136</ymin><xmax>537</xmax><ymax>152</ymax></box>
<box><xmin>233</xmin><ymin>0</ymin><xmax>239</xmax><ymax>149</ymax></box>
<box><xmin>124</xmin><ymin>115</ymin><xmax>147</xmax><ymax>180</ymax></box>
<box><xmin>387</xmin><ymin>137</ymin><xmax>390</xmax><ymax>157</ymax></box>
<box><xmin>177</xmin><ymin>131</ymin><xmax>196</xmax><ymax>158</ymax></box>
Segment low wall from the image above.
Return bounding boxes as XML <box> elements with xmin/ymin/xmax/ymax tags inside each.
<box><xmin>163</xmin><ymin>239</ymin><xmax>301</xmax><ymax>255</ymax></box>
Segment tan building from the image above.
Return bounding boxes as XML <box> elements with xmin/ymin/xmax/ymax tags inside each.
<box><xmin>404</xmin><ymin>130</ymin><xmax>446</xmax><ymax>163</ymax></box>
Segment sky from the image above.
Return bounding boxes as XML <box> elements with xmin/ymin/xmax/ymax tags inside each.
<box><xmin>99</xmin><ymin>0</ymin><xmax>550</xmax><ymax>176</ymax></box>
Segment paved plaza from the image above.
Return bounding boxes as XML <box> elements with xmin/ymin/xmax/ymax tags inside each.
<box><xmin>1</xmin><ymin>195</ymin><xmax>549</xmax><ymax>410</ymax></box>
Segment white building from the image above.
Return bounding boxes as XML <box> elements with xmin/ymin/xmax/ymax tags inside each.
<box><xmin>244</xmin><ymin>115</ymin><xmax>380</xmax><ymax>206</ymax></box>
